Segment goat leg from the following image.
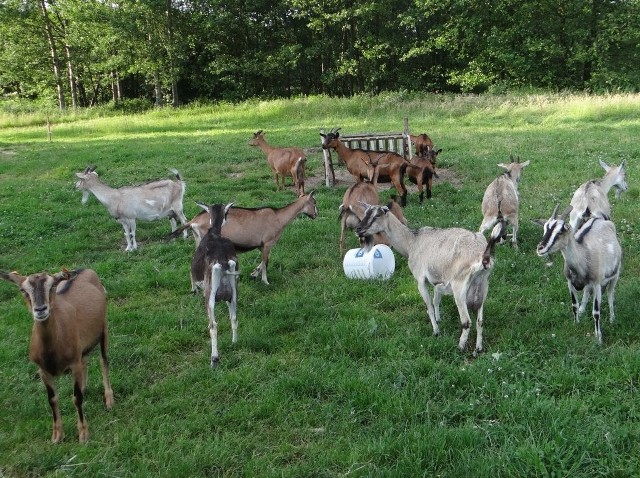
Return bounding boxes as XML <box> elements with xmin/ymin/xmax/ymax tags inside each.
<box><xmin>71</xmin><ymin>365</ymin><xmax>89</xmax><ymax>443</ymax></box>
<box><xmin>41</xmin><ymin>370</ymin><xmax>64</xmax><ymax>443</ymax></box>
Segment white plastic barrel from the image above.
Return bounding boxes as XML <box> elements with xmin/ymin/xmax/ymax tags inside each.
<box><xmin>343</xmin><ymin>244</ymin><xmax>395</xmax><ymax>280</ymax></box>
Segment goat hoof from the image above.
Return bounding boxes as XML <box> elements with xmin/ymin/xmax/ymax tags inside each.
<box><xmin>210</xmin><ymin>357</ymin><xmax>220</xmax><ymax>368</ymax></box>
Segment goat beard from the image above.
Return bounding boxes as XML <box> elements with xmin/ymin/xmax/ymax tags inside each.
<box><xmin>358</xmin><ymin>234</ymin><xmax>375</xmax><ymax>252</ymax></box>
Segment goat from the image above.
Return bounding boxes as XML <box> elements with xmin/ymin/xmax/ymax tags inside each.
<box><xmin>320</xmin><ymin>128</ymin><xmax>410</xmax><ymax>206</ymax></box>
<box><xmin>408</xmin><ymin>133</ymin><xmax>434</xmax><ymax>157</ymax></box>
<box><xmin>356</xmin><ymin>204</ymin><xmax>505</xmax><ymax>355</ymax></box>
<box><xmin>479</xmin><ymin>155</ymin><xmax>530</xmax><ymax>248</ymax></box>
<box><xmin>75</xmin><ymin>166</ymin><xmax>188</xmax><ymax>251</ymax></box>
<box><xmin>536</xmin><ymin>205</ymin><xmax>622</xmax><ymax>344</ymax></box>
<box><xmin>338</xmin><ymin>158</ymin><xmax>407</xmax><ymax>254</ymax></box>
<box><xmin>171</xmin><ymin>192</ymin><xmax>318</xmax><ymax>285</ymax></box>
<box><xmin>569</xmin><ymin>159</ymin><xmax>627</xmax><ymax>230</ymax></box>
<box><xmin>0</xmin><ymin>268</ymin><xmax>114</xmax><ymax>443</ymax></box>
<box><xmin>406</xmin><ymin>147</ymin><xmax>442</xmax><ymax>203</ymax></box>
<box><xmin>248</xmin><ymin>130</ymin><xmax>307</xmax><ymax>196</ymax></box>
<box><xmin>190</xmin><ymin>202</ymin><xmax>239</xmax><ymax>367</ymax></box>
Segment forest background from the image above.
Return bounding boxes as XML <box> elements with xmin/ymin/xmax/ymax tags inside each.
<box><xmin>1</xmin><ymin>0</ymin><xmax>640</xmax><ymax>112</ymax></box>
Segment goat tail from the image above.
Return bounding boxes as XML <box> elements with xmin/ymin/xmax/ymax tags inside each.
<box><xmin>482</xmin><ymin>219</ymin><xmax>506</xmax><ymax>269</ymax></box>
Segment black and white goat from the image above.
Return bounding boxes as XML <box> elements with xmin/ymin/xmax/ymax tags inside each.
<box><xmin>356</xmin><ymin>204</ymin><xmax>504</xmax><ymax>355</ymax></box>
<box><xmin>569</xmin><ymin>159</ymin><xmax>627</xmax><ymax>230</ymax></box>
<box><xmin>479</xmin><ymin>155</ymin><xmax>530</xmax><ymax>248</ymax></box>
<box><xmin>75</xmin><ymin>166</ymin><xmax>189</xmax><ymax>251</ymax></box>
<box><xmin>536</xmin><ymin>205</ymin><xmax>622</xmax><ymax>344</ymax></box>
<box><xmin>190</xmin><ymin>202</ymin><xmax>239</xmax><ymax>367</ymax></box>
<box><xmin>0</xmin><ymin>268</ymin><xmax>114</xmax><ymax>443</ymax></box>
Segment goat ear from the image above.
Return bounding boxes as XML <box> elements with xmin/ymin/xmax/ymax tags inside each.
<box><xmin>0</xmin><ymin>271</ymin><xmax>25</xmax><ymax>286</ymax></box>
<box><xmin>435</xmin><ymin>148</ymin><xmax>443</xmax><ymax>154</ymax></box>
<box><xmin>620</xmin><ymin>159</ymin><xmax>626</xmax><ymax>171</ymax></box>
<box><xmin>224</xmin><ymin>203</ymin><xmax>234</xmax><ymax>215</ymax></box>
<box><xmin>599</xmin><ymin>159</ymin><xmax>610</xmax><ymax>171</ymax></box>
<box><xmin>531</xmin><ymin>219</ymin><xmax>547</xmax><ymax>227</ymax></box>
<box><xmin>520</xmin><ymin>160</ymin><xmax>530</xmax><ymax>168</ymax></box>
<box><xmin>308</xmin><ymin>190</ymin><xmax>316</xmax><ymax>199</ymax></box>
<box><xmin>497</xmin><ymin>163</ymin><xmax>508</xmax><ymax>170</ymax></box>
<box><xmin>52</xmin><ymin>268</ymin><xmax>78</xmax><ymax>287</ymax></box>
<box><xmin>196</xmin><ymin>201</ymin><xmax>209</xmax><ymax>212</ymax></box>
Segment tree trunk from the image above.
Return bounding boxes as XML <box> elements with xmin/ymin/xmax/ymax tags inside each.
<box><xmin>166</xmin><ymin>0</ymin><xmax>179</xmax><ymax>106</ymax></box>
<box><xmin>40</xmin><ymin>0</ymin><xmax>66</xmax><ymax>110</ymax></box>
<box><xmin>154</xmin><ymin>71</ymin><xmax>163</xmax><ymax>107</ymax></box>
<box><xmin>64</xmin><ymin>38</ymin><xmax>78</xmax><ymax>108</ymax></box>
<box><xmin>111</xmin><ymin>71</ymin><xmax>122</xmax><ymax>103</ymax></box>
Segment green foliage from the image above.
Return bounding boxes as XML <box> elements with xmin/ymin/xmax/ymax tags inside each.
<box><xmin>1</xmin><ymin>94</ymin><xmax>640</xmax><ymax>476</ymax></box>
<box><xmin>2</xmin><ymin>0</ymin><xmax>640</xmax><ymax>106</ymax></box>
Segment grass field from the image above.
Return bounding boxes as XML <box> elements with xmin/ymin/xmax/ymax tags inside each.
<box><xmin>1</xmin><ymin>93</ymin><xmax>639</xmax><ymax>477</ymax></box>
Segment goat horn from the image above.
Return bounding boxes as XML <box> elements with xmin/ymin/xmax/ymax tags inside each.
<box><xmin>551</xmin><ymin>204</ymin><xmax>560</xmax><ymax>219</ymax></box>
<box><xmin>560</xmin><ymin>205</ymin><xmax>573</xmax><ymax>221</ymax></box>
<box><xmin>509</xmin><ymin>154</ymin><xmax>514</xmax><ymax>163</ymax></box>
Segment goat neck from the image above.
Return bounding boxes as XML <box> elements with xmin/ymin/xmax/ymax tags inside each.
<box><xmin>248</xmin><ymin>132</ymin><xmax>275</xmax><ymax>155</ymax></box>
<box><xmin>356</xmin><ymin>204</ymin><xmax>414</xmax><ymax>258</ymax></box>
<box><xmin>274</xmin><ymin>192</ymin><xmax>317</xmax><ymax>225</ymax></box>
<box><xmin>598</xmin><ymin>159</ymin><xmax>627</xmax><ymax>198</ymax></box>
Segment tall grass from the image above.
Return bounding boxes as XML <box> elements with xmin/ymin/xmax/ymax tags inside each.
<box><xmin>1</xmin><ymin>93</ymin><xmax>639</xmax><ymax>477</ymax></box>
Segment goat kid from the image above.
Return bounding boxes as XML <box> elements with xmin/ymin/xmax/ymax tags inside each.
<box><xmin>191</xmin><ymin>202</ymin><xmax>240</xmax><ymax>367</ymax></box>
<box><xmin>75</xmin><ymin>166</ymin><xmax>188</xmax><ymax>251</ymax></box>
<box><xmin>249</xmin><ymin>130</ymin><xmax>307</xmax><ymax>196</ymax></box>
<box><xmin>356</xmin><ymin>204</ymin><xmax>504</xmax><ymax>355</ymax></box>
<box><xmin>408</xmin><ymin>133</ymin><xmax>434</xmax><ymax>157</ymax></box>
<box><xmin>536</xmin><ymin>205</ymin><xmax>622</xmax><ymax>344</ymax></box>
<box><xmin>320</xmin><ymin>128</ymin><xmax>410</xmax><ymax>206</ymax></box>
<box><xmin>172</xmin><ymin>192</ymin><xmax>318</xmax><ymax>285</ymax></box>
<box><xmin>406</xmin><ymin>147</ymin><xmax>442</xmax><ymax>203</ymax></box>
<box><xmin>569</xmin><ymin>159</ymin><xmax>627</xmax><ymax>230</ymax></box>
<box><xmin>0</xmin><ymin>268</ymin><xmax>114</xmax><ymax>443</ymax></box>
<box><xmin>479</xmin><ymin>155</ymin><xmax>530</xmax><ymax>248</ymax></box>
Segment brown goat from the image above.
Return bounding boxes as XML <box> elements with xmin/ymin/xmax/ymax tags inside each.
<box><xmin>406</xmin><ymin>147</ymin><xmax>442</xmax><ymax>203</ymax></box>
<box><xmin>171</xmin><ymin>192</ymin><xmax>318</xmax><ymax>285</ymax></box>
<box><xmin>320</xmin><ymin>128</ymin><xmax>410</xmax><ymax>206</ymax></box>
<box><xmin>338</xmin><ymin>158</ymin><xmax>407</xmax><ymax>254</ymax></box>
<box><xmin>0</xmin><ymin>268</ymin><xmax>114</xmax><ymax>443</ymax></box>
<box><xmin>408</xmin><ymin>133</ymin><xmax>434</xmax><ymax>157</ymax></box>
<box><xmin>190</xmin><ymin>203</ymin><xmax>239</xmax><ymax>367</ymax></box>
<box><xmin>248</xmin><ymin>130</ymin><xmax>307</xmax><ymax>196</ymax></box>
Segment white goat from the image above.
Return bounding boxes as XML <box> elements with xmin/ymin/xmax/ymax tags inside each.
<box><xmin>536</xmin><ymin>205</ymin><xmax>622</xmax><ymax>344</ymax></box>
<box><xmin>191</xmin><ymin>202</ymin><xmax>239</xmax><ymax>367</ymax></box>
<box><xmin>479</xmin><ymin>155</ymin><xmax>530</xmax><ymax>248</ymax></box>
<box><xmin>0</xmin><ymin>268</ymin><xmax>114</xmax><ymax>443</ymax></box>
<box><xmin>356</xmin><ymin>204</ymin><xmax>505</xmax><ymax>355</ymax></box>
<box><xmin>569</xmin><ymin>159</ymin><xmax>627</xmax><ymax>230</ymax></box>
<box><xmin>75</xmin><ymin>166</ymin><xmax>189</xmax><ymax>251</ymax></box>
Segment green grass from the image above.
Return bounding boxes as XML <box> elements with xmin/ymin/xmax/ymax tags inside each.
<box><xmin>1</xmin><ymin>93</ymin><xmax>640</xmax><ymax>477</ymax></box>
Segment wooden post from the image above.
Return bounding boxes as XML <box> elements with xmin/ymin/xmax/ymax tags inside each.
<box><xmin>320</xmin><ymin>129</ymin><xmax>335</xmax><ymax>187</ymax></box>
<box><xmin>46</xmin><ymin>115</ymin><xmax>52</xmax><ymax>142</ymax></box>
<box><xmin>403</xmin><ymin>117</ymin><xmax>412</xmax><ymax>160</ymax></box>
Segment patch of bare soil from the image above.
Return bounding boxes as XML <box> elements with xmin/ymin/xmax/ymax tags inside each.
<box><xmin>305</xmin><ymin>166</ymin><xmax>463</xmax><ymax>190</ymax></box>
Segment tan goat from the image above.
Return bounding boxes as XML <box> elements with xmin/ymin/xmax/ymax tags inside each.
<box><xmin>170</xmin><ymin>192</ymin><xmax>318</xmax><ymax>285</ymax></box>
<box><xmin>0</xmin><ymin>268</ymin><xmax>114</xmax><ymax>443</ymax></box>
<box><xmin>479</xmin><ymin>156</ymin><xmax>530</xmax><ymax>248</ymax></box>
<box><xmin>320</xmin><ymin>128</ymin><xmax>410</xmax><ymax>206</ymax></box>
<box><xmin>248</xmin><ymin>130</ymin><xmax>307</xmax><ymax>196</ymax></box>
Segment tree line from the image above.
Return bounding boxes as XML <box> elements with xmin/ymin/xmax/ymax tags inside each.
<box><xmin>1</xmin><ymin>0</ymin><xmax>639</xmax><ymax>110</ymax></box>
